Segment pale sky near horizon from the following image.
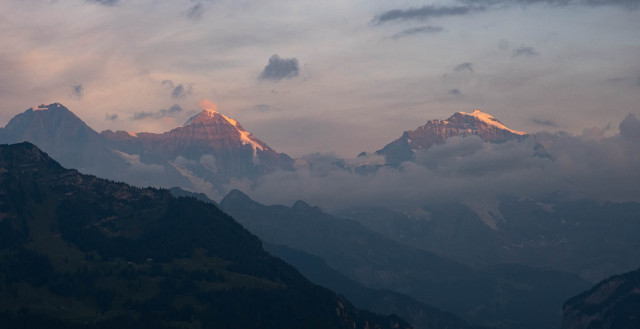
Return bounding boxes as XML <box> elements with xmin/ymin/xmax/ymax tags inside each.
<box><xmin>1</xmin><ymin>0</ymin><xmax>639</xmax><ymax>157</ymax></box>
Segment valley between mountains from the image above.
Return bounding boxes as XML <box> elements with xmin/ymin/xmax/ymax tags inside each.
<box><xmin>1</xmin><ymin>103</ymin><xmax>640</xmax><ymax>329</ymax></box>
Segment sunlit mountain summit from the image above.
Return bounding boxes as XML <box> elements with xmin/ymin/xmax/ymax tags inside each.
<box><xmin>101</xmin><ymin>100</ymin><xmax>293</xmax><ymax>184</ymax></box>
<box><xmin>375</xmin><ymin>109</ymin><xmax>529</xmax><ymax>166</ymax></box>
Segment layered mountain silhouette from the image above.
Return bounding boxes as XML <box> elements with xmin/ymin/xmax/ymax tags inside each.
<box><xmin>264</xmin><ymin>244</ymin><xmax>480</xmax><ymax>329</ymax></box>
<box><xmin>220</xmin><ymin>190</ymin><xmax>590</xmax><ymax>329</ymax></box>
<box><xmin>375</xmin><ymin>109</ymin><xmax>529</xmax><ymax>166</ymax></box>
<box><xmin>164</xmin><ymin>189</ymin><xmax>475</xmax><ymax>329</ymax></box>
<box><xmin>0</xmin><ymin>142</ymin><xmax>409</xmax><ymax>329</ymax></box>
<box><xmin>341</xmin><ymin>197</ymin><xmax>640</xmax><ymax>283</ymax></box>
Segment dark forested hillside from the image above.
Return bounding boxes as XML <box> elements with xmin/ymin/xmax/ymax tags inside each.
<box><xmin>0</xmin><ymin>142</ymin><xmax>409</xmax><ymax>329</ymax></box>
<box><xmin>562</xmin><ymin>268</ymin><xmax>640</xmax><ymax>329</ymax></box>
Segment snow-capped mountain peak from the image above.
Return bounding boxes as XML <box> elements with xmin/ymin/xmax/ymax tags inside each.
<box><xmin>216</xmin><ymin>111</ymin><xmax>266</xmax><ymax>154</ymax></box>
<box><xmin>184</xmin><ymin>109</ymin><xmax>265</xmax><ymax>154</ymax></box>
<box><xmin>457</xmin><ymin>109</ymin><xmax>526</xmax><ymax>136</ymax></box>
<box><xmin>375</xmin><ymin>108</ymin><xmax>529</xmax><ymax>165</ymax></box>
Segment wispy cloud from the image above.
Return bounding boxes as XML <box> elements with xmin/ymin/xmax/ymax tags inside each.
<box><xmin>376</xmin><ymin>0</ymin><xmax>638</xmax><ymax>27</ymax></box>
<box><xmin>532</xmin><ymin>118</ymin><xmax>557</xmax><ymax>127</ymax></box>
<box><xmin>512</xmin><ymin>45</ymin><xmax>539</xmax><ymax>58</ymax></box>
<box><xmin>132</xmin><ymin>104</ymin><xmax>183</xmax><ymax>120</ymax></box>
<box><xmin>186</xmin><ymin>3</ymin><xmax>205</xmax><ymax>20</ymax></box>
<box><xmin>162</xmin><ymin>80</ymin><xmax>191</xmax><ymax>99</ymax></box>
<box><xmin>253</xmin><ymin>104</ymin><xmax>278</xmax><ymax>113</ymax></box>
<box><xmin>70</xmin><ymin>84</ymin><xmax>84</xmax><ymax>99</ymax></box>
<box><xmin>105</xmin><ymin>113</ymin><xmax>118</xmax><ymax>121</ymax></box>
<box><xmin>454</xmin><ymin>62</ymin><xmax>474</xmax><ymax>73</ymax></box>
<box><xmin>391</xmin><ymin>26</ymin><xmax>443</xmax><ymax>39</ymax></box>
<box><xmin>374</xmin><ymin>5</ymin><xmax>485</xmax><ymax>24</ymax></box>
<box><xmin>86</xmin><ymin>0</ymin><xmax>119</xmax><ymax>6</ymax></box>
<box><xmin>461</xmin><ymin>0</ymin><xmax>639</xmax><ymax>9</ymax></box>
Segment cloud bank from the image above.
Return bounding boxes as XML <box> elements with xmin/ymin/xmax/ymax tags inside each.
<box><xmin>236</xmin><ymin>115</ymin><xmax>640</xmax><ymax>209</ymax></box>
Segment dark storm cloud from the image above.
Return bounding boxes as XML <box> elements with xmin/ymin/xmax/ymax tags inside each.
<box><xmin>105</xmin><ymin>113</ymin><xmax>118</xmax><ymax>121</ymax></box>
<box><xmin>512</xmin><ymin>45</ymin><xmax>539</xmax><ymax>58</ymax></box>
<box><xmin>132</xmin><ymin>104</ymin><xmax>183</xmax><ymax>120</ymax></box>
<box><xmin>448</xmin><ymin>89</ymin><xmax>463</xmax><ymax>96</ymax></box>
<box><xmin>391</xmin><ymin>26</ymin><xmax>443</xmax><ymax>39</ymax></box>
<box><xmin>86</xmin><ymin>0</ymin><xmax>119</xmax><ymax>6</ymax></box>
<box><xmin>374</xmin><ymin>5</ymin><xmax>485</xmax><ymax>24</ymax></box>
<box><xmin>162</xmin><ymin>80</ymin><xmax>191</xmax><ymax>99</ymax></box>
<box><xmin>454</xmin><ymin>62</ymin><xmax>474</xmax><ymax>73</ymax></box>
<box><xmin>71</xmin><ymin>84</ymin><xmax>84</xmax><ymax>99</ymax></box>
<box><xmin>237</xmin><ymin>115</ymin><xmax>640</xmax><ymax>208</ymax></box>
<box><xmin>532</xmin><ymin>118</ymin><xmax>558</xmax><ymax>127</ymax></box>
<box><xmin>259</xmin><ymin>55</ymin><xmax>299</xmax><ymax>81</ymax></box>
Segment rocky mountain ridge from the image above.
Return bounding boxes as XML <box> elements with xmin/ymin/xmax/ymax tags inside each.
<box><xmin>101</xmin><ymin>107</ymin><xmax>293</xmax><ymax>183</ymax></box>
<box><xmin>376</xmin><ymin>109</ymin><xmax>529</xmax><ymax>165</ymax></box>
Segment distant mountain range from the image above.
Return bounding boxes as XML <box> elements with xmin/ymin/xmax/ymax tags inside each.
<box><xmin>0</xmin><ymin>103</ymin><xmax>292</xmax><ymax>198</ymax></box>
<box><xmin>0</xmin><ymin>104</ymin><xmax>533</xmax><ymax>192</ymax></box>
<box><xmin>0</xmin><ymin>142</ymin><xmax>408</xmax><ymax>329</ymax></box>
<box><xmin>375</xmin><ymin>109</ymin><xmax>529</xmax><ymax>166</ymax></box>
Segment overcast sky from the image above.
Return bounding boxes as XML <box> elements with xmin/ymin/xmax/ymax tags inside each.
<box><xmin>1</xmin><ymin>0</ymin><xmax>639</xmax><ymax>157</ymax></box>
